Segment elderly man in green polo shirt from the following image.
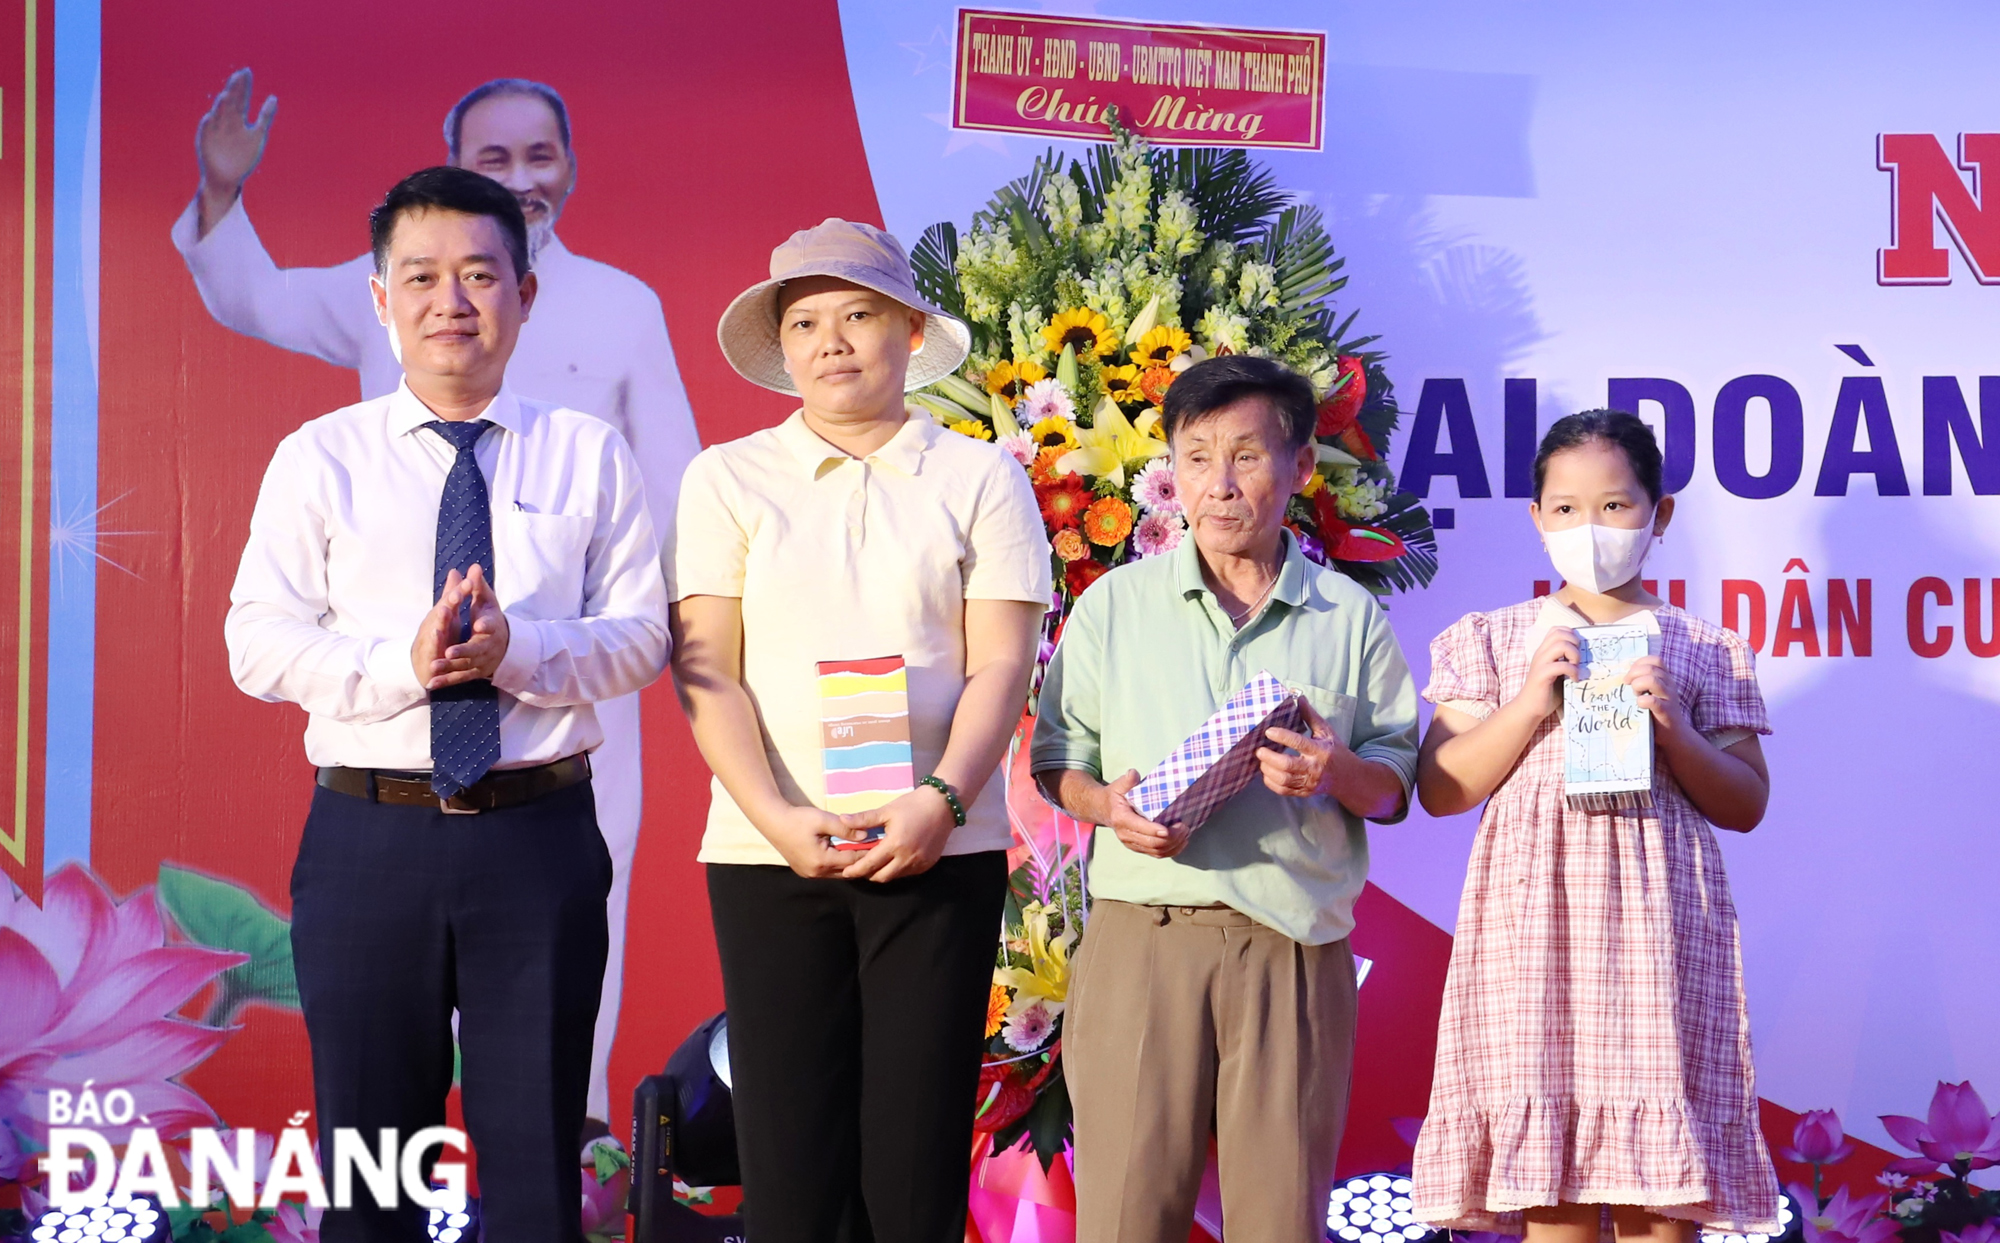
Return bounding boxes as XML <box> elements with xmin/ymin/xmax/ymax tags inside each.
<box><xmin>1032</xmin><ymin>354</ymin><xmax>1421</xmax><ymax>1243</ymax></box>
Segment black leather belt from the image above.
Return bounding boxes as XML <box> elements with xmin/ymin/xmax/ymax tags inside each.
<box><xmin>316</xmin><ymin>754</ymin><xmax>591</xmax><ymax>813</ymax></box>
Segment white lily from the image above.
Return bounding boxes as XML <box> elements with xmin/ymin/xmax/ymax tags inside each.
<box><xmin>989</xmin><ymin>391</ymin><xmax>1022</xmax><ymax>438</ymax></box>
<box><xmin>1123</xmin><ymin>293</ymin><xmax>1161</xmax><ymax>346</ymax></box>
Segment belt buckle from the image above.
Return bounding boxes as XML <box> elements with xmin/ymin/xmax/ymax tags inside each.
<box><xmin>439</xmin><ymin>794</ymin><xmax>481</xmax><ymax>815</ymax></box>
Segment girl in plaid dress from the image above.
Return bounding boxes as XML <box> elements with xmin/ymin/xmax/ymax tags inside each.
<box><xmin>1410</xmin><ymin>411</ymin><xmax>1779</xmax><ymax>1243</ymax></box>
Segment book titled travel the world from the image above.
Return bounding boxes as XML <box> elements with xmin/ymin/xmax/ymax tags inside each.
<box><xmin>1562</xmin><ymin>623</ymin><xmax>1656</xmax><ymax>812</ymax></box>
<box><xmin>818</xmin><ymin>656</ymin><xmax>916</xmax><ymax>850</ymax></box>
<box><xmin>1129</xmin><ymin>670</ymin><xmax>1306</xmax><ymax>832</ymax></box>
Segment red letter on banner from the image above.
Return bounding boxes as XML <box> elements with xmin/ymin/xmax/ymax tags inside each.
<box><xmin>1907</xmin><ymin>577</ymin><xmax>1953</xmax><ymax>658</ymax></box>
<box><xmin>1878</xmin><ymin>133</ymin><xmax>2000</xmax><ymax>285</ymax></box>
<box><xmin>1722</xmin><ymin>580</ymin><xmax>1767</xmax><ymax>653</ymax></box>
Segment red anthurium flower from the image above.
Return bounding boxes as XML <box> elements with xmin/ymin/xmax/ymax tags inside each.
<box><xmin>1313</xmin><ymin>493</ymin><xmax>1408</xmax><ymax>562</ymax></box>
<box><xmin>972</xmin><ymin>1062</ymin><xmax>1036</xmax><ymax>1134</ymax></box>
<box><xmin>1314</xmin><ymin>356</ymin><xmax>1367</xmax><ymax>437</ymax></box>
<box><xmin>1880</xmin><ymin>1080</ymin><xmax>2000</xmax><ymax>1173</ymax></box>
<box><xmin>1781</xmin><ymin>1109</ymin><xmax>1857</xmax><ymax>1165</ymax></box>
<box><xmin>1337</xmin><ymin>423</ymin><xmax>1379</xmax><ymax>462</ymax></box>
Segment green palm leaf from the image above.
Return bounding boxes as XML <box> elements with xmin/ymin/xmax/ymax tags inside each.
<box><xmin>1157</xmin><ymin>146</ymin><xmax>1287</xmax><ymax>244</ymax></box>
<box><xmin>911</xmin><ymin>221</ymin><xmax>963</xmax><ymax>317</ymax></box>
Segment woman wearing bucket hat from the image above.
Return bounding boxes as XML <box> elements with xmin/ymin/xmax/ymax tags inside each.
<box><xmin>669</xmin><ymin>218</ymin><xmax>1052</xmax><ymax>1241</ymax></box>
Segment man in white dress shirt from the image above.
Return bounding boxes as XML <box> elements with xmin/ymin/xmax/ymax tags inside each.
<box><xmin>179</xmin><ymin>70</ymin><xmax>694</xmax><ymax>1123</ymax></box>
<box><xmin>226</xmin><ymin>166</ymin><xmax>668</xmax><ymax>1243</ymax></box>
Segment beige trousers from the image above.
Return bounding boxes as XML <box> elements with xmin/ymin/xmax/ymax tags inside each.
<box><xmin>1066</xmin><ymin>899</ymin><xmax>1359</xmax><ymax>1243</ymax></box>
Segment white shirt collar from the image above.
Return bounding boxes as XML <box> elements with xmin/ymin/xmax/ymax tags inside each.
<box><xmin>387</xmin><ymin>379</ymin><xmax>527</xmax><ymax>439</ymax></box>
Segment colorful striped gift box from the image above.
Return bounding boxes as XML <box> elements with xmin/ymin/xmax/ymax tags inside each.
<box><xmin>818</xmin><ymin>657</ymin><xmax>915</xmax><ymax>843</ymax></box>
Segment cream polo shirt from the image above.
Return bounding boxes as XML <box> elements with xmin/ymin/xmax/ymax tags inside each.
<box><xmin>670</xmin><ymin>410</ymin><xmax>1053</xmax><ymax>866</ymax></box>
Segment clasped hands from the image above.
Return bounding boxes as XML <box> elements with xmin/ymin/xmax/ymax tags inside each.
<box><xmin>768</xmin><ymin>781</ymin><xmax>959</xmax><ymax>884</ymax></box>
<box><xmin>410</xmin><ymin>564</ymin><xmax>510</xmax><ymax>691</ymax></box>
<box><xmin>1100</xmin><ymin>697</ymin><xmax>1348</xmax><ymax>861</ymax></box>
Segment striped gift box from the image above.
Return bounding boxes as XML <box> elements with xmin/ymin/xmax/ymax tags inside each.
<box><xmin>818</xmin><ymin>656</ymin><xmax>915</xmax><ymax>847</ymax></box>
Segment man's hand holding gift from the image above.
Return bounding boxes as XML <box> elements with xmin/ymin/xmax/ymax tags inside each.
<box><xmin>1260</xmin><ymin>698</ymin><xmax>1407</xmax><ymax>821</ymax></box>
<box><xmin>1099</xmin><ymin>769</ymin><xmax>1194</xmax><ymax>860</ymax></box>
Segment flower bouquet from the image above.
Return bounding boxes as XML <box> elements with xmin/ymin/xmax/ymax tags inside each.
<box><xmin>909</xmin><ymin>121</ymin><xmax>1439</xmax><ymax>649</ymax></box>
<box><xmin>915</xmin><ymin>123</ymin><xmax>1439</xmax><ymax>1174</ymax></box>
<box><xmin>973</xmin><ymin>792</ymin><xmax>1087</xmax><ymax>1172</ymax></box>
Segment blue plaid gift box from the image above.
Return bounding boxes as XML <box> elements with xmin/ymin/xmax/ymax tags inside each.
<box><xmin>1129</xmin><ymin>670</ymin><xmax>1306</xmax><ymax>830</ymax></box>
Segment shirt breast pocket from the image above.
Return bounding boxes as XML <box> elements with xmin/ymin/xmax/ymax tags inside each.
<box><xmin>497</xmin><ymin>511</ymin><xmax>594</xmax><ymax>619</ymax></box>
<box><xmin>1288</xmin><ymin>683</ymin><xmax>1359</xmax><ymax>747</ymax></box>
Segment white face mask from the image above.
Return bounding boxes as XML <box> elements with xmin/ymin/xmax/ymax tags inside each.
<box><xmin>1542</xmin><ymin>518</ymin><xmax>1657</xmax><ymax>593</ymax></box>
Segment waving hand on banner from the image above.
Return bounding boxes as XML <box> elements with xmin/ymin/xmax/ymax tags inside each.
<box><xmin>195</xmin><ymin>67</ymin><xmax>278</xmax><ymax>237</ymax></box>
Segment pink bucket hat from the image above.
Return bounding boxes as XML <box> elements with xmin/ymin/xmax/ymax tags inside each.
<box><xmin>716</xmin><ymin>217</ymin><xmax>972</xmax><ymax>396</ymax></box>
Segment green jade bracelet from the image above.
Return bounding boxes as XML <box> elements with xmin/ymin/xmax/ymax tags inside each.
<box><xmin>917</xmin><ymin>774</ymin><xmax>966</xmax><ymax>827</ymax></box>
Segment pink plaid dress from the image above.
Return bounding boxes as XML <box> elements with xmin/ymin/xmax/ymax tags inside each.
<box><xmin>1409</xmin><ymin>599</ymin><xmax>1780</xmax><ymax>1236</ymax></box>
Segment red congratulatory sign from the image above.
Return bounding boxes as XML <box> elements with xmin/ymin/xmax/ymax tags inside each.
<box><xmin>952</xmin><ymin>9</ymin><xmax>1325</xmax><ymax>151</ymax></box>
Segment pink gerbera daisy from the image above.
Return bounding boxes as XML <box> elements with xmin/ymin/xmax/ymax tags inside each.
<box><xmin>1132</xmin><ymin>459</ymin><xmax>1179</xmax><ymax>514</ymax></box>
<box><xmin>1132</xmin><ymin>510</ymin><xmax>1186</xmax><ymax>558</ymax></box>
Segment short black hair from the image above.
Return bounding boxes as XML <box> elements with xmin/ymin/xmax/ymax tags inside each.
<box><xmin>443</xmin><ymin>78</ymin><xmax>571</xmax><ymax>162</ymax></box>
<box><xmin>1532</xmin><ymin>408</ymin><xmax>1665</xmax><ymax>502</ymax></box>
<box><xmin>369</xmin><ymin>166</ymin><xmax>531</xmax><ymax>282</ymax></box>
<box><xmin>1160</xmin><ymin>355</ymin><xmax>1317</xmax><ymax>452</ymax></box>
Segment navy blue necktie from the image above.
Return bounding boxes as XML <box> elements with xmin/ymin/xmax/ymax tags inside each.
<box><xmin>426</xmin><ymin>419</ymin><xmax>501</xmax><ymax>798</ymax></box>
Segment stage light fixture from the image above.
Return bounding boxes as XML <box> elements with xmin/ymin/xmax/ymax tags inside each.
<box><xmin>630</xmin><ymin>1012</ymin><xmax>744</xmax><ymax>1242</ymax></box>
<box><xmin>1700</xmin><ymin>1188</ymin><xmax>1799</xmax><ymax>1243</ymax></box>
<box><xmin>32</xmin><ymin>1192</ymin><xmax>164</xmax><ymax>1243</ymax></box>
<box><xmin>424</xmin><ymin>1184</ymin><xmax>478</xmax><ymax>1243</ymax></box>
<box><xmin>1326</xmin><ymin>1172</ymin><xmax>1442</xmax><ymax>1243</ymax></box>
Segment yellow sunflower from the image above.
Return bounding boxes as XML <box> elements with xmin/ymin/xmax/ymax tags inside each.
<box><xmin>1131</xmin><ymin>325</ymin><xmax>1194</xmax><ymax>367</ymax></box>
<box><xmin>1102</xmin><ymin>364</ymin><xmax>1145</xmax><ymax>406</ymax></box>
<box><xmin>1042</xmin><ymin>308</ymin><xmax>1118</xmax><ymax>358</ymax></box>
<box><xmin>947</xmin><ymin>418</ymin><xmax>993</xmax><ymax>441</ymax></box>
<box><xmin>982</xmin><ymin>358</ymin><xmax>1048</xmax><ymax>401</ymax></box>
<box><xmin>1029</xmin><ymin>415</ymin><xmax>1079</xmax><ymax>452</ymax></box>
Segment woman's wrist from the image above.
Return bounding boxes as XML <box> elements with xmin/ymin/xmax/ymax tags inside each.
<box><xmin>917</xmin><ymin>774</ymin><xmax>967</xmax><ymax>827</ymax></box>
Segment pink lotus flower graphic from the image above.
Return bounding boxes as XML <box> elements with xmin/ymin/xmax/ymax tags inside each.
<box><xmin>0</xmin><ymin>1084</ymin><xmax>28</xmax><ymax>1181</ymax></box>
<box><xmin>1789</xmin><ymin>1182</ymin><xmax>1898</xmax><ymax>1243</ymax></box>
<box><xmin>1941</xmin><ymin>1225</ymin><xmax>2000</xmax><ymax>1243</ymax></box>
<box><xmin>0</xmin><ymin>864</ymin><xmax>246</xmax><ymax>1148</ymax></box>
<box><xmin>265</xmin><ymin>1198</ymin><xmax>324</xmax><ymax>1243</ymax></box>
<box><xmin>1783</xmin><ymin>1109</ymin><xmax>1858</xmax><ymax>1165</ymax></box>
<box><xmin>1880</xmin><ymin>1081</ymin><xmax>2000</xmax><ymax>1175</ymax></box>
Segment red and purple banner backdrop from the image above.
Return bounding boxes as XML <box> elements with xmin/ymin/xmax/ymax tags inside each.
<box><xmin>93</xmin><ymin>0</ymin><xmax>879</xmax><ymax>1147</ymax></box>
<box><xmin>0</xmin><ymin>0</ymin><xmax>52</xmax><ymax>902</ymax></box>
<box><xmin>4</xmin><ymin>2</ymin><xmax>1997</xmax><ymax>1239</ymax></box>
